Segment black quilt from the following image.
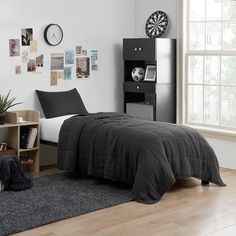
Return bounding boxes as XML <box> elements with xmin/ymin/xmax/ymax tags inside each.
<box><xmin>58</xmin><ymin>112</ymin><xmax>225</xmax><ymax>204</ymax></box>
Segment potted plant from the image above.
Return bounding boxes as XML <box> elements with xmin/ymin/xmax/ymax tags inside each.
<box><xmin>0</xmin><ymin>90</ymin><xmax>22</xmax><ymax>125</ymax></box>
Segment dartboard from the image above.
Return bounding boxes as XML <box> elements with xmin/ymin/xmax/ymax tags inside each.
<box><xmin>145</xmin><ymin>11</ymin><xmax>168</xmax><ymax>38</ymax></box>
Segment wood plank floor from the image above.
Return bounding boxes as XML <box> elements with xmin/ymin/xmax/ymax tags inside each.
<box><xmin>13</xmin><ymin>168</ymin><xmax>236</xmax><ymax>236</ymax></box>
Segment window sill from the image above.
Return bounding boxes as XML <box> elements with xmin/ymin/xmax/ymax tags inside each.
<box><xmin>185</xmin><ymin>124</ymin><xmax>236</xmax><ymax>141</ymax></box>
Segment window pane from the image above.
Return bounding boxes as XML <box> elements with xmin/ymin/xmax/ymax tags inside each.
<box><xmin>204</xmin><ymin>86</ymin><xmax>220</xmax><ymax>125</ymax></box>
<box><xmin>189</xmin><ymin>22</ymin><xmax>205</xmax><ymax>50</ymax></box>
<box><xmin>188</xmin><ymin>85</ymin><xmax>203</xmax><ymax>123</ymax></box>
<box><xmin>221</xmin><ymin>56</ymin><xmax>236</xmax><ymax>85</ymax></box>
<box><xmin>188</xmin><ymin>56</ymin><xmax>204</xmax><ymax>84</ymax></box>
<box><xmin>187</xmin><ymin>0</ymin><xmax>236</xmax><ymax>130</ymax></box>
<box><xmin>222</xmin><ymin>21</ymin><xmax>236</xmax><ymax>50</ymax></box>
<box><xmin>206</xmin><ymin>0</ymin><xmax>222</xmax><ymax>21</ymax></box>
<box><xmin>189</xmin><ymin>0</ymin><xmax>205</xmax><ymax>21</ymax></box>
<box><xmin>223</xmin><ymin>0</ymin><xmax>236</xmax><ymax>20</ymax></box>
<box><xmin>221</xmin><ymin>86</ymin><xmax>236</xmax><ymax>127</ymax></box>
<box><xmin>205</xmin><ymin>56</ymin><xmax>220</xmax><ymax>84</ymax></box>
<box><xmin>206</xmin><ymin>22</ymin><xmax>221</xmax><ymax>50</ymax></box>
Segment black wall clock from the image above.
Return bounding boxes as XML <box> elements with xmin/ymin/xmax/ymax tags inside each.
<box><xmin>145</xmin><ymin>11</ymin><xmax>168</xmax><ymax>38</ymax></box>
<box><xmin>44</xmin><ymin>24</ymin><xmax>63</xmax><ymax>46</ymax></box>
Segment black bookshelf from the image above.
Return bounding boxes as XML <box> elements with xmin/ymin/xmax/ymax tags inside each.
<box><xmin>123</xmin><ymin>38</ymin><xmax>176</xmax><ymax>123</ymax></box>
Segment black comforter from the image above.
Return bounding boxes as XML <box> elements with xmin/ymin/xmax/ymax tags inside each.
<box><xmin>58</xmin><ymin>112</ymin><xmax>225</xmax><ymax>204</ymax></box>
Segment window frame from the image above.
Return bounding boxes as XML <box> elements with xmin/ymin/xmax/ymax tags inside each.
<box><xmin>178</xmin><ymin>0</ymin><xmax>236</xmax><ymax>136</ymax></box>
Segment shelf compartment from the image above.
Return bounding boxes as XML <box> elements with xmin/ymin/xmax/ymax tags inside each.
<box><xmin>126</xmin><ymin>102</ymin><xmax>154</xmax><ymax>121</ymax></box>
<box><xmin>6</xmin><ymin>110</ymin><xmax>40</xmax><ymax>124</ymax></box>
<box><xmin>1</xmin><ymin>110</ymin><xmax>40</xmax><ymax>173</ymax></box>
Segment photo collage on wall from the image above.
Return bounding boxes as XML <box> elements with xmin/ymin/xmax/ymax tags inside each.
<box><xmin>8</xmin><ymin>26</ymin><xmax>98</xmax><ymax>85</ymax></box>
<box><xmin>9</xmin><ymin>28</ymin><xmax>44</xmax><ymax>75</ymax></box>
<box><xmin>50</xmin><ymin>45</ymin><xmax>98</xmax><ymax>86</ymax></box>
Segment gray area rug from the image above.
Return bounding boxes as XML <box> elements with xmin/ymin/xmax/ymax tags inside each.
<box><xmin>0</xmin><ymin>173</ymin><xmax>133</xmax><ymax>236</ymax></box>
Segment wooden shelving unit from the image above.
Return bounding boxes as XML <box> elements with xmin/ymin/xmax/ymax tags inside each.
<box><xmin>0</xmin><ymin>110</ymin><xmax>40</xmax><ymax>173</ymax></box>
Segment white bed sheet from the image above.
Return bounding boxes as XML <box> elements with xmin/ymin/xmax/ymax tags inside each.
<box><xmin>40</xmin><ymin>114</ymin><xmax>77</xmax><ymax>143</ymax></box>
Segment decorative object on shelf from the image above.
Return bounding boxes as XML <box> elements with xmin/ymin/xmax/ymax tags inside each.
<box><xmin>145</xmin><ymin>11</ymin><xmax>168</xmax><ymax>38</ymax></box>
<box><xmin>0</xmin><ymin>142</ymin><xmax>7</xmax><ymax>151</ymax></box>
<box><xmin>44</xmin><ymin>23</ymin><xmax>63</xmax><ymax>46</ymax></box>
<box><xmin>0</xmin><ymin>113</ymin><xmax>6</xmax><ymax>125</ymax></box>
<box><xmin>144</xmin><ymin>65</ymin><xmax>156</xmax><ymax>82</ymax></box>
<box><xmin>131</xmin><ymin>67</ymin><xmax>145</xmax><ymax>82</ymax></box>
<box><xmin>0</xmin><ymin>90</ymin><xmax>22</xmax><ymax>125</ymax></box>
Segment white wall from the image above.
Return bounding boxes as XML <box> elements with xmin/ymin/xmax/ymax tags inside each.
<box><xmin>207</xmin><ymin>137</ymin><xmax>236</xmax><ymax>170</ymax></box>
<box><xmin>134</xmin><ymin>0</ymin><xmax>177</xmax><ymax>38</ymax></box>
<box><xmin>0</xmin><ymin>0</ymin><xmax>135</xmax><ymax>115</ymax></box>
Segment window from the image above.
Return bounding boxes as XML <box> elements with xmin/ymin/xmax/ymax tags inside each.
<box><xmin>184</xmin><ymin>0</ymin><xmax>236</xmax><ymax>131</ymax></box>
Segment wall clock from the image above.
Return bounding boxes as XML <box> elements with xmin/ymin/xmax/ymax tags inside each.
<box><xmin>145</xmin><ymin>11</ymin><xmax>168</xmax><ymax>38</ymax></box>
<box><xmin>44</xmin><ymin>24</ymin><xmax>63</xmax><ymax>46</ymax></box>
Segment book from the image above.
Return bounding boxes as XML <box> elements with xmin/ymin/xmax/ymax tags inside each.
<box><xmin>20</xmin><ymin>127</ymin><xmax>38</xmax><ymax>149</ymax></box>
<box><xmin>20</xmin><ymin>127</ymin><xmax>31</xmax><ymax>149</ymax></box>
<box><xmin>27</xmin><ymin>128</ymin><xmax>38</xmax><ymax>149</ymax></box>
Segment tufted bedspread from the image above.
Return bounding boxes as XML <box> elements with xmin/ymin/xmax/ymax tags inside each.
<box><xmin>57</xmin><ymin>112</ymin><xmax>225</xmax><ymax>204</ymax></box>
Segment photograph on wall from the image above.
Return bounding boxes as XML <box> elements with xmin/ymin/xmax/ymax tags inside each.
<box><xmin>21</xmin><ymin>50</ymin><xmax>29</xmax><ymax>63</ymax></box>
<box><xmin>51</xmin><ymin>53</ymin><xmax>64</xmax><ymax>70</ymax></box>
<box><xmin>15</xmin><ymin>65</ymin><xmax>21</xmax><ymax>74</ymax></box>
<box><xmin>22</xmin><ymin>50</ymin><xmax>29</xmax><ymax>63</ymax></box>
<box><xmin>76</xmin><ymin>57</ymin><xmax>90</xmax><ymax>79</ymax></box>
<box><xmin>65</xmin><ymin>50</ymin><xmax>75</xmax><ymax>64</ymax></box>
<box><xmin>21</xmin><ymin>28</ymin><xmax>33</xmax><ymax>46</ymax></box>
<box><xmin>36</xmin><ymin>54</ymin><xmax>44</xmax><ymax>67</ymax></box>
<box><xmin>82</xmin><ymin>50</ymin><xmax>87</xmax><ymax>56</ymax></box>
<box><xmin>76</xmin><ymin>46</ymin><xmax>82</xmax><ymax>55</ymax></box>
<box><xmin>9</xmin><ymin>39</ymin><xmax>20</xmax><ymax>57</ymax></box>
<box><xmin>30</xmin><ymin>40</ymin><xmax>38</xmax><ymax>53</ymax></box>
<box><xmin>36</xmin><ymin>54</ymin><xmax>44</xmax><ymax>73</ymax></box>
<box><xmin>27</xmin><ymin>59</ymin><xmax>36</xmax><ymax>72</ymax></box>
<box><xmin>64</xmin><ymin>67</ymin><xmax>72</xmax><ymax>80</ymax></box>
<box><xmin>58</xmin><ymin>71</ymin><xmax>64</xmax><ymax>79</ymax></box>
<box><xmin>51</xmin><ymin>71</ymin><xmax>58</xmax><ymax>86</ymax></box>
<box><xmin>91</xmin><ymin>49</ymin><xmax>98</xmax><ymax>70</ymax></box>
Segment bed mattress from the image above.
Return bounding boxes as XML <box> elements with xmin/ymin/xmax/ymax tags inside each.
<box><xmin>40</xmin><ymin>114</ymin><xmax>76</xmax><ymax>143</ymax></box>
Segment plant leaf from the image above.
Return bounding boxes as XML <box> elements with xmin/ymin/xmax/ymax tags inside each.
<box><xmin>0</xmin><ymin>90</ymin><xmax>22</xmax><ymax>113</ymax></box>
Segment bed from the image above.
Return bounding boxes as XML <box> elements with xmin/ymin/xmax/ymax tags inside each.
<box><xmin>37</xmin><ymin>89</ymin><xmax>225</xmax><ymax>204</ymax></box>
<box><xmin>40</xmin><ymin>114</ymin><xmax>76</xmax><ymax>144</ymax></box>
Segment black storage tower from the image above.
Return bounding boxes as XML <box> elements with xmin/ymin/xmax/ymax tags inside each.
<box><xmin>123</xmin><ymin>38</ymin><xmax>176</xmax><ymax>123</ymax></box>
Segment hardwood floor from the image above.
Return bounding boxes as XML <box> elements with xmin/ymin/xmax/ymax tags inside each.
<box><xmin>13</xmin><ymin>168</ymin><xmax>236</xmax><ymax>236</ymax></box>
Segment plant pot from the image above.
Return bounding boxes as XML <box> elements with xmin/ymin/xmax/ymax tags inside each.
<box><xmin>0</xmin><ymin>113</ymin><xmax>6</xmax><ymax>125</ymax></box>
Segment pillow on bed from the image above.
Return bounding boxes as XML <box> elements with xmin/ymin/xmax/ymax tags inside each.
<box><xmin>36</xmin><ymin>88</ymin><xmax>88</xmax><ymax>118</ymax></box>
